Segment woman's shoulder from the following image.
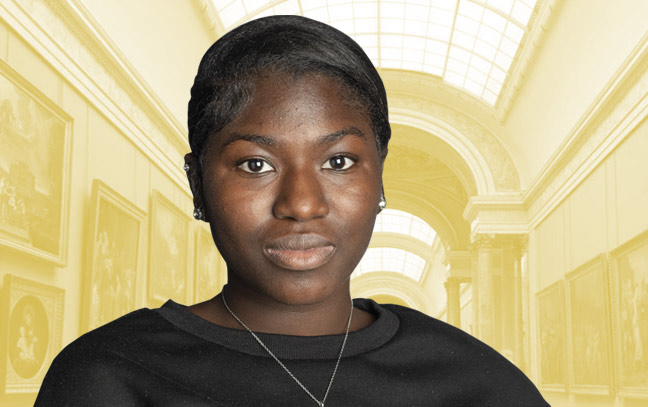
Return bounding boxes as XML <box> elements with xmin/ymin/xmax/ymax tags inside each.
<box><xmin>364</xmin><ymin>300</ymin><xmax>485</xmax><ymax>349</ymax></box>
<box><xmin>35</xmin><ymin>306</ymin><xmax>193</xmax><ymax>406</ymax></box>
<box><xmin>61</xmin><ymin>307</ymin><xmax>165</xmax><ymax>355</ymax></box>
<box><xmin>376</xmin><ymin>301</ymin><xmax>510</xmax><ymax>363</ymax></box>
<box><xmin>365</xmin><ymin>301</ymin><xmax>550</xmax><ymax>406</ymax></box>
<box><xmin>41</xmin><ymin>307</ymin><xmax>163</xmax><ymax>368</ymax></box>
<box><xmin>356</xmin><ymin>299</ymin><xmax>511</xmax><ymax>368</ymax></box>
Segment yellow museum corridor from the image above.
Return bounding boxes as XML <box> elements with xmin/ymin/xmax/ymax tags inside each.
<box><xmin>0</xmin><ymin>1</ymin><xmax>647</xmax><ymax>406</ymax></box>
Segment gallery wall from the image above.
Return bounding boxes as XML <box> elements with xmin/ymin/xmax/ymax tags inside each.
<box><xmin>0</xmin><ymin>4</ymin><xmax>222</xmax><ymax>403</ymax></box>
<box><xmin>529</xmin><ymin>76</ymin><xmax>648</xmax><ymax>406</ymax></box>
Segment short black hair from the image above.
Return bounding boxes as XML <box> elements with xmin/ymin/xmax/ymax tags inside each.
<box><xmin>187</xmin><ymin>15</ymin><xmax>390</xmax><ymax>163</ymax></box>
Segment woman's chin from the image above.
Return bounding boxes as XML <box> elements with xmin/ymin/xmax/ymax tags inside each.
<box><xmin>262</xmin><ymin>277</ymin><xmax>348</xmax><ymax>307</ymax></box>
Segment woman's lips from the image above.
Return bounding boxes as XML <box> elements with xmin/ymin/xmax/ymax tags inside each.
<box><xmin>265</xmin><ymin>246</ymin><xmax>335</xmax><ymax>270</ymax></box>
<box><xmin>264</xmin><ymin>234</ymin><xmax>335</xmax><ymax>270</ymax></box>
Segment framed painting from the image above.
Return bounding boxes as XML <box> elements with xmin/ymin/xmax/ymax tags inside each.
<box><xmin>566</xmin><ymin>254</ymin><xmax>613</xmax><ymax>395</ymax></box>
<box><xmin>81</xmin><ymin>179</ymin><xmax>146</xmax><ymax>333</ymax></box>
<box><xmin>0</xmin><ymin>60</ymin><xmax>72</xmax><ymax>265</ymax></box>
<box><xmin>0</xmin><ymin>275</ymin><xmax>64</xmax><ymax>394</ymax></box>
<box><xmin>536</xmin><ymin>280</ymin><xmax>567</xmax><ymax>392</ymax></box>
<box><xmin>610</xmin><ymin>230</ymin><xmax>648</xmax><ymax>399</ymax></box>
<box><xmin>147</xmin><ymin>190</ymin><xmax>190</xmax><ymax>306</ymax></box>
<box><xmin>194</xmin><ymin>225</ymin><xmax>224</xmax><ymax>303</ymax></box>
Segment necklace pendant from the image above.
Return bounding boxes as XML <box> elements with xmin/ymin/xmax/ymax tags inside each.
<box><xmin>318</xmin><ymin>403</ymin><xmax>324</xmax><ymax>407</ymax></box>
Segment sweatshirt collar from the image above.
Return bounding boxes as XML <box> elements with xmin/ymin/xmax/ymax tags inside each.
<box><xmin>156</xmin><ymin>298</ymin><xmax>399</xmax><ymax>360</ymax></box>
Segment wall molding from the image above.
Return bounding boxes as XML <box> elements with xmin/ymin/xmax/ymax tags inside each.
<box><xmin>0</xmin><ymin>0</ymin><xmax>195</xmax><ymax>196</ymax></box>
<box><xmin>192</xmin><ymin>0</ymin><xmax>225</xmax><ymax>37</ymax></box>
<box><xmin>463</xmin><ymin>194</ymin><xmax>528</xmax><ymax>239</ymax></box>
<box><xmin>466</xmin><ymin>31</ymin><xmax>648</xmax><ymax>239</ymax></box>
<box><xmin>495</xmin><ymin>0</ymin><xmax>561</xmax><ymax>124</ymax></box>
<box><xmin>524</xmin><ymin>31</ymin><xmax>648</xmax><ymax>229</ymax></box>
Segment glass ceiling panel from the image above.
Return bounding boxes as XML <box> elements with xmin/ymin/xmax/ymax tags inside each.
<box><xmin>209</xmin><ymin>0</ymin><xmax>538</xmax><ymax>105</ymax></box>
<box><xmin>347</xmin><ymin>209</ymin><xmax>437</xmax><ymax>281</ymax></box>
<box><xmin>352</xmin><ymin>247</ymin><xmax>427</xmax><ymax>282</ymax></box>
<box><xmin>373</xmin><ymin>208</ymin><xmax>437</xmax><ymax>246</ymax></box>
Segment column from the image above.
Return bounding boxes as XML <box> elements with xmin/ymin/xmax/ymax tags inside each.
<box><xmin>445</xmin><ymin>251</ymin><xmax>472</xmax><ymax>329</ymax></box>
<box><xmin>444</xmin><ymin>277</ymin><xmax>461</xmax><ymax>328</ymax></box>
<box><xmin>471</xmin><ymin>234</ymin><xmax>527</xmax><ymax>363</ymax></box>
<box><xmin>472</xmin><ymin>234</ymin><xmax>498</xmax><ymax>349</ymax></box>
<box><xmin>513</xmin><ymin>237</ymin><xmax>528</xmax><ymax>370</ymax></box>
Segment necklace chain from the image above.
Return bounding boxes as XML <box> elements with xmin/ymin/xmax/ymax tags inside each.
<box><xmin>221</xmin><ymin>288</ymin><xmax>353</xmax><ymax>407</ymax></box>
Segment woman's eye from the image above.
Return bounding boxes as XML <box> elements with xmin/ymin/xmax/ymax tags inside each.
<box><xmin>238</xmin><ymin>158</ymin><xmax>273</xmax><ymax>174</ymax></box>
<box><xmin>323</xmin><ymin>155</ymin><xmax>356</xmax><ymax>171</ymax></box>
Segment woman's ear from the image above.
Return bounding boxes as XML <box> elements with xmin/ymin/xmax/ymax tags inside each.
<box><xmin>184</xmin><ymin>152</ymin><xmax>208</xmax><ymax>222</ymax></box>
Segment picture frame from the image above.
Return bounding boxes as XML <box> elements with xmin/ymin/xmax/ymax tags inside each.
<box><xmin>536</xmin><ymin>280</ymin><xmax>568</xmax><ymax>392</ymax></box>
<box><xmin>566</xmin><ymin>254</ymin><xmax>613</xmax><ymax>395</ymax></box>
<box><xmin>81</xmin><ymin>179</ymin><xmax>146</xmax><ymax>333</ymax></box>
<box><xmin>0</xmin><ymin>275</ymin><xmax>64</xmax><ymax>395</ymax></box>
<box><xmin>194</xmin><ymin>225</ymin><xmax>224</xmax><ymax>303</ymax></box>
<box><xmin>0</xmin><ymin>60</ymin><xmax>72</xmax><ymax>265</ymax></box>
<box><xmin>609</xmin><ymin>229</ymin><xmax>648</xmax><ymax>399</ymax></box>
<box><xmin>147</xmin><ymin>189</ymin><xmax>191</xmax><ymax>307</ymax></box>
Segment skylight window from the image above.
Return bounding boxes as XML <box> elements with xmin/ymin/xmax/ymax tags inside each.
<box><xmin>209</xmin><ymin>0</ymin><xmax>538</xmax><ymax>106</ymax></box>
<box><xmin>373</xmin><ymin>208</ymin><xmax>437</xmax><ymax>246</ymax></box>
<box><xmin>352</xmin><ymin>247</ymin><xmax>427</xmax><ymax>281</ymax></box>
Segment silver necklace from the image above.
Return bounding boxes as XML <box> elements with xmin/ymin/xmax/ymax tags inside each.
<box><xmin>221</xmin><ymin>288</ymin><xmax>353</xmax><ymax>407</ymax></box>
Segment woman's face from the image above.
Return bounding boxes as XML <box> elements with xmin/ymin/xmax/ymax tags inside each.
<box><xmin>199</xmin><ymin>72</ymin><xmax>384</xmax><ymax>306</ymax></box>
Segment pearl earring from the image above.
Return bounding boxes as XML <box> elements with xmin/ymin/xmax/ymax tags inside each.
<box><xmin>378</xmin><ymin>194</ymin><xmax>386</xmax><ymax>213</ymax></box>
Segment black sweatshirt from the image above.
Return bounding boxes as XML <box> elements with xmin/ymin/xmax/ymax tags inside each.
<box><xmin>36</xmin><ymin>299</ymin><xmax>550</xmax><ymax>406</ymax></box>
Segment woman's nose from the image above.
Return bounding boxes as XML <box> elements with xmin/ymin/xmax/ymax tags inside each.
<box><xmin>273</xmin><ymin>168</ymin><xmax>329</xmax><ymax>221</ymax></box>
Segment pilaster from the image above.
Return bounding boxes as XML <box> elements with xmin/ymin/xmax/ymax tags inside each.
<box><xmin>470</xmin><ymin>233</ymin><xmax>528</xmax><ymax>366</ymax></box>
<box><xmin>444</xmin><ymin>250</ymin><xmax>472</xmax><ymax>329</ymax></box>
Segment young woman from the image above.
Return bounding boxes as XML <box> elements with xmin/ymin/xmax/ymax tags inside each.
<box><xmin>37</xmin><ymin>15</ymin><xmax>549</xmax><ymax>406</ymax></box>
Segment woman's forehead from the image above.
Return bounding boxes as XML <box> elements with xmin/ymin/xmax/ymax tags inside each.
<box><xmin>246</xmin><ymin>73</ymin><xmax>353</xmax><ymax>111</ymax></box>
<box><xmin>205</xmin><ymin>74</ymin><xmax>371</xmax><ymax>145</ymax></box>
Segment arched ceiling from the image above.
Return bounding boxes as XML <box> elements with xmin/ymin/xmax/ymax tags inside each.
<box><xmin>209</xmin><ymin>0</ymin><xmax>538</xmax><ymax>106</ymax></box>
<box><xmin>389</xmin><ymin>123</ymin><xmax>478</xmax><ymax>195</ymax></box>
<box><xmin>383</xmin><ymin>128</ymin><xmax>472</xmax><ymax>250</ymax></box>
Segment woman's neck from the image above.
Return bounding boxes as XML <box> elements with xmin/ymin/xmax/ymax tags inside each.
<box><xmin>188</xmin><ymin>284</ymin><xmax>375</xmax><ymax>336</ymax></box>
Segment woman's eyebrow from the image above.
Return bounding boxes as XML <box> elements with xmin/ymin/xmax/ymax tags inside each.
<box><xmin>316</xmin><ymin>126</ymin><xmax>366</xmax><ymax>146</ymax></box>
<box><xmin>221</xmin><ymin>126</ymin><xmax>366</xmax><ymax>150</ymax></box>
<box><xmin>221</xmin><ymin>133</ymin><xmax>279</xmax><ymax>149</ymax></box>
